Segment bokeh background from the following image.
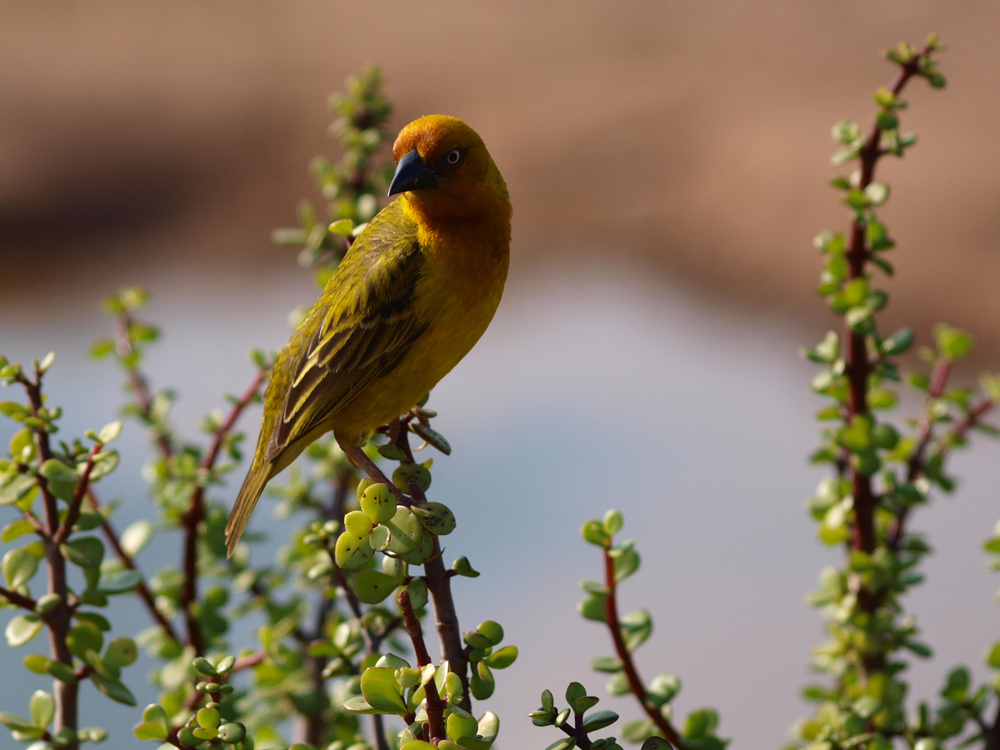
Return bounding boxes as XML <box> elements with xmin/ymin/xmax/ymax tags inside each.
<box><xmin>2</xmin><ymin>2</ymin><xmax>999</xmax><ymax>747</ymax></box>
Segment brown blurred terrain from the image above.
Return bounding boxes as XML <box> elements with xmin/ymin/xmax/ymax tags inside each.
<box><xmin>2</xmin><ymin>0</ymin><xmax>999</xmax><ymax>355</ymax></box>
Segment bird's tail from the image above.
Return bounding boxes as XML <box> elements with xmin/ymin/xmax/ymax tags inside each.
<box><xmin>225</xmin><ymin>461</ymin><xmax>272</xmax><ymax>558</ymax></box>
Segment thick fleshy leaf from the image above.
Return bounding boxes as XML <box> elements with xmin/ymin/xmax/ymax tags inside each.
<box><xmin>613</xmin><ymin>548</ymin><xmax>640</xmax><ymax>583</ymax></box>
<box><xmin>6</xmin><ymin>614</ymin><xmax>43</xmax><ymax>646</ymax></box>
<box><xmin>342</xmin><ymin>696</ymin><xmax>378</xmax><ymax>714</ymax></box>
<box><xmin>577</xmin><ymin>593</ymin><xmax>608</xmax><ymax>623</ymax></box>
<box><xmin>590</xmin><ymin>656</ymin><xmax>624</xmax><ymax>673</ymax></box>
<box><xmin>98</xmin><ymin>421</ymin><xmax>122</xmax><ymax>444</ymax></box>
<box><xmin>1</xmin><ymin>519</ymin><xmax>35</xmax><ymax>542</ymax></box>
<box><xmin>91</xmin><ymin>673</ymin><xmax>136</xmax><ymax>706</ymax></box>
<box><xmin>641</xmin><ymin>738</ymin><xmax>673</xmax><ymax>749</ymax></box>
<box><xmin>582</xmin><ymin>709</ymin><xmax>619</xmax><ymax>732</ymax></box>
<box><xmin>98</xmin><ymin>570</ymin><xmax>143</xmax><ymax>594</ymax></box>
<box><xmin>352</xmin><ymin>570</ymin><xmax>399</xmax><ymax>605</ymax></box>
<box><xmin>66</xmin><ymin>623</ymin><xmax>103</xmax><ymax>660</ymax></box>
<box><xmin>485</xmin><ymin>646</ymin><xmax>518</xmax><ymax>670</ymax></box>
<box><xmin>412</xmin><ymin>502</ymin><xmax>456</xmax><ymax>535</ymax></box>
<box><xmin>398</xmin><ymin>532</ymin><xmax>434</xmax><ymax>565</ymax></box>
<box><xmin>0</xmin><ymin>474</ymin><xmax>37</xmax><ymax>506</ymax></box>
<box><xmin>620</xmin><ymin>609</ymin><xmax>653</xmax><ymax>652</ymax></box>
<box><xmin>359</xmin><ymin>668</ymin><xmax>407</xmax><ymax>714</ymax></box>
<box><xmin>29</xmin><ymin>690</ymin><xmax>54</xmax><ymax>728</ymax></box>
<box><xmin>379</xmin><ymin>507</ymin><xmax>423</xmax><ymax>554</ymax></box>
<box><xmin>40</xmin><ymin>459</ymin><xmax>79</xmax><ymax>485</ymax></box>
<box><xmin>410</xmin><ymin>422</ymin><xmax>451</xmax><ymax>455</ymax></box>
<box><xmin>60</xmin><ymin>537</ymin><xmax>104</xmax><ymax>568</ymax></box>
<box><xmin>134</xmin><ymin>722</ymin><xmax>168</xmax><ymax>740</ymax></box>
<box><xmin>335</xmin><ymin>531</ymin><xmax>373</xmax><ymax>569</ymax></box>
<box><xmin>3</xmin><ymin>547</ymin><xmax>38</xmax><ymax>588</ymax></box>
<box><xmin>142</xmin><ymin>703</ymin><xmax>168</xmax><ymax>728</ymax></box>
<box><xmin>104</xmin><ymin>637</ymin><xmax>139</xmax><ymax>668</ymax></box>
<box><xmin>0</xmin><ymin>712</ymin><xmax>35</xmax><ymax>731</ymax></box>
<box><xmin>477</xmin><ymin>711</ymin><xmax>499</xmax><ymax>743</ymax></box>
<box><xmin>86</xmin><ymin>451</ymin><xmax>119</xmax><ymax>481</ymax></box>
<box><xmin>447</xmin><ymin>709</ymin><xmax>479</xmax><ymax>743</ymax></box>
<box><xmin>120</xmin><ymin>521</ymin><xmax>154</xmax><ymax>558</ymax></box>
<box><xmin>360</xmin><ymin>484</ymin><xmax>397</xmax><ymax>525</ymax></box>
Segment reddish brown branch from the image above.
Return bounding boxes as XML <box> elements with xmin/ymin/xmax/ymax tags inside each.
<box><xmin>18</xmin><ymin>371</ymin><xmax>59</xmax><ymax>537</ymax></box>
<box><xmin>399</xmin><ymin>588</ymin><xmax>446</xmax><ymax>744</ymax></box>
<box><xmin>603</xmin><ymin>547</ymin><xmax>686</xmax><ymax>749</ymax></box>
<box><xmin>231</xmin><ymin>652</ymin><xmax>267</xmax><ymax>673</ymax></box>
<box><xmin>18</xmin><ymin>367</ymin><xmax>79</xmax><ymax>747</ymax></box>
<box><xmin>113</xmin><ymin>312</ymin><xmax>174</xmax><ymax>458</ymax></box>
<box><xmin>53</xmin><ymin>442</ymin><xmax>103</xmax><ymax>546</ymax></box>
<box><xmin>906</xmin><ymin>357</ymin><xmax>952</xmax><ymax>483</ymax></box>
<box><xmin>384</xmin><ymin>419</ymin><xmax>471</xmax><ymax>711</ymax></box>
<box><xmin>840</xmin><ymin>46</ymin><xmax>934</xmax><ymax>677</ymax></box>
<box><xmin>180</xmin><ymin>371</ymin><xmax>266</xmax><ymax>654</ymax></box>
<box><xmin>88</xmin><ymin>490</ymin><xmax>180</xmax><ymax>644</ymax></box>
<box><xmin>0</xmin><ymin>585</ymin><xmax>37</xmax><ymax>610</ymax></box>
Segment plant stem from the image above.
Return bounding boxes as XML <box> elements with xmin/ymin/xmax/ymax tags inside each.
<box><xmin>399</xmin><ymin>588</ymin><xmax>446</xmax><ymax>743</ymax></box>
<box><xmin>20</xmin><ymin>367</ymin><xmax>79</xmax><ymax>749</ymax></box>
<box><xmin>296</xmin><ymin>469</ymin><xmax>349</xmax><ymax>748</ymax></box>
<box><xmin>180</xmin><ymin>371</ymin><xmax>266</xmax><ymax>654</ymax></box>
<box><xmin>113</xmin><ymin>312</ymin><xmax>174</xmax><ymax>458</ymax></box>
<box><xmin>985</xmin><ymin>699</ymin><xmax>1000</xmax><ymax>750</ymax></box>
<box><xmin>384</xmin><ymin>418</ymin><xmax>471</xmax><ymax>711</ymax></box>
<box><xmin>52</xmin><ymin>441</ymin><xmax>103</xmax><ymax>546</ymax></box>
<box><xmin>602</xmin><ymin>546</ymin><xmax>686</xmax><ymax>749</ymax></box>
<box><xmin>843</xmin><ymin>44</ymin><xmax>933</xmax><ymax>677</ymax></box>
<box><xmin>0</xmin><ymin>586</ymin><xmax>36</xmax><ymax>610</ymax></box>
<box><xmin>88</xmin><ymin>489</ymin><xmax>180</xmax><ymax>645</ymax></box>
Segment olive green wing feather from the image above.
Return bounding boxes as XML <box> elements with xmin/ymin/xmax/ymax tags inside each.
<box><xmin>268</xmin><ymin>221</ymin><xmax>428</xmax><ymax>458</ymax></box>
<box><xmin>226</xmin><ymin>204</ymin><xmax>427</xmax><ymax>555</ymax></box>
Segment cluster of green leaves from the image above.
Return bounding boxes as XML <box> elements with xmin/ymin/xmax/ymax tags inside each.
<box><xmin>272</xmin><ymin>64</ymin><xmax>394</xmax><ymax>289</ymax></box>
<box><xmin>529</xmin><ymin>682</ymin><xmax>628</xmax><ymax>750</ymax></box>
<box><xmin>349</xmin><ymin>652</ymin><xmax>501</xmax><ymax>750</ymax></box>
<box><xmin>0</xmin><ymin>691</ymin><xmax>107</xmax><ymax>749</ymax></box>
<box><xmin>0</xmin><ymin>350</ymin><xmax>146</xmax><ymax>750</ymax></box>
<box><xmin>136</xmin><ymin>655</ymin><xmax>250</xmax><ymax>748</ymax></box>
<box><xmin>790</xmin><ymin>35</ymin><xmax>1000</xmax><ymax>750</ymax></box>
<box><xmin>528</xmin><ymin>510</ymin><xmax>723</xmax><ymax>750</ymax></box>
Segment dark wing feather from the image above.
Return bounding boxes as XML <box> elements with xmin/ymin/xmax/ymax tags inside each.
<box><xmin>264</xmin><ymin>208</ymin><xmax>427</xmax><ymax>461</ymax></box>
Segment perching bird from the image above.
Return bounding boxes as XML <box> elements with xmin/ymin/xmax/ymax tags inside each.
<box><xmin>225</xmin><ymin>115</ymin><xmax>511</xmax><ymax>557</ymax></box>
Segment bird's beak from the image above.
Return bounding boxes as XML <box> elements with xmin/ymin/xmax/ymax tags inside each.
<box><xmin>388</xmin><ymin>149</ymin><xmax>440</xmax><ymax>196</ymax></box>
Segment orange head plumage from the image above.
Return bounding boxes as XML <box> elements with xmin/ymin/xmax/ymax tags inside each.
<box><xmin>389</xmin><ymin>115</ymin><xmax>511</xmax><ymax>231</ymax></box>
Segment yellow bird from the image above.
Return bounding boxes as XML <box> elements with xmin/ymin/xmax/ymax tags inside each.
<box><xmin>226</xmin><ymin>115</ymin><xmax>511</xmax><ymax>556</ymax></box>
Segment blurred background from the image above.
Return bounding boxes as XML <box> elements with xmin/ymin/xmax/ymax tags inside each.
<box><xmin>1</xmin><ymin>1</ymin><xmax>999</xmax><ymax>747</ymax></box>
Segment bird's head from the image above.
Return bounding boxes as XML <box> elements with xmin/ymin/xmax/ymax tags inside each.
<box><xmin>389</xmin><ymin>115</ymin><xmax>510</xmax><ymax>229</ymax></box>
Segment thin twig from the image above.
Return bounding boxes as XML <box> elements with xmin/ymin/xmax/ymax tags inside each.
<box><xmin>0</xmin><ymin>586</ymin><xmax>37</xmax><ymax>610</ymax></box>
<box><xmin>113</xmin><ymin>312</ymin><xmax>174</xmax><ymax>458</ymax></box>
<box><xmin>385</xmin><ymin>418</ymin><xmax>471</xmax><ymax>710</ymax></box>
<box><xmin>18</xmin><ymin>367</ymin><xmax>79</xmax><ymax>746</ymax></box>
<box><xmin>230</xmin><ymin>652</ymin><xmax>267</xmax><ymax>673</ymax></box>
<box><xmin>557</xmin><ymin>719</ymin><xmax>593</xmax><ymax>750</ymax></box>
<box><xmin>841</xmin><ymin>44</ymin><xmax>933</xmax><ymax>677</ymax></box>
<box><xmin>53</xmin><ymin>441</ymin><xmax>103</xmax><ymax>546</ymax></box>
<box><xmin>180</xmin><ymin>371</ymin><xmax>266</xmax><ymax>654</ymax></box>
<box><xmin>399</xmin><ymin>588</ymin><xmax>446</xmax><ymax>743</ymax></box>
<box><xmin>88</xmin><ymin>489</ymin><xmax>180</xmax><ymax>644</ymax></box>
<box><xmin>602</xmin><ymin>546</ymin><xmax>686</xmax><ymax>749</ymax></box>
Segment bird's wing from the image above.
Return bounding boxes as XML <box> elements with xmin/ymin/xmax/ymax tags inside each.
<box><xmin>265</xmin><ymin>212</ymin><xmax>428</xmax><ymax>461</ymax></box>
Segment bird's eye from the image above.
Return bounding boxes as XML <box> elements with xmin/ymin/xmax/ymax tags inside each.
<box><xmin>446</xmin><ymin>148</ymin><xmax>462</xmax><ymax>166</ymax></box>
